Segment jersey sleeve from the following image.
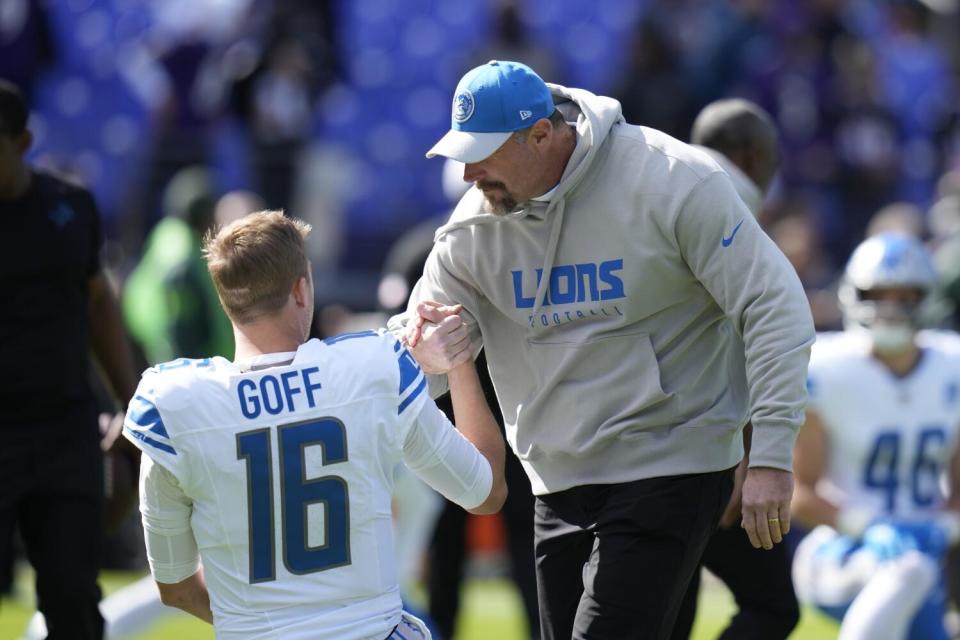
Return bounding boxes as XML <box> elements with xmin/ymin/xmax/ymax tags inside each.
<box><xmin>401</xmin><ymin>399</ymin><xmax>493</xmax><ymax>510</ymax></box>
<box><xmin>123</xmin><ymin>370</ymin><xmax>184</xmax><ymax>480</ymax></box>
<box><xmin>804</xmin><ymin>334</ymin><xmax>839</xmax><ymax>416</ymax></box>
<box><xmin>386</xmin><ymin>236</ymin><xmax>484</xmax><ymax>399</ymax></box>
<box><xmin>396</xmin><ymin>340</ymin><xmax>430</xmax><ymax>421</ymax></box>
<box><xmin>139</xmin><ymin>455</ymin><xmax>201</xmax><ymax>584</ymax></box>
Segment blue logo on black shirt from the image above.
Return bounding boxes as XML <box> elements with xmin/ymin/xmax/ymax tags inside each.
<box><xmin>49</xmin><ymin>204</ymin><xmax>75</xmax><ymax>228</ymax></box>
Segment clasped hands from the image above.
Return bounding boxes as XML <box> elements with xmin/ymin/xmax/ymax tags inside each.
<box><xmin>403</xmin><ymin>301</ymin><xmax>474</xmax><ymax>374</ymax></box>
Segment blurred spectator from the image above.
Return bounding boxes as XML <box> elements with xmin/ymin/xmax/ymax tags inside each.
<box><xmin>691</xmin><ymin>97</ymin><xmax>780</xmax><ymax>213</ymax></box>
<box><xmin>123</xmin><ymin>166</ymin><xmax>233</xmax><ymax>363</ymax></box>
<box><xmin>124</xmin><ymin>32</ymin><xmax>223</xmax><ymax>237</ymax></box>
<box><xmin>468</xmin><ymin>1</ymin><xmax>558</xmax><ymax>83</ymax></box>
<box><xmin>0</xmin><ymin>80</ymin><xmax>137</xmax><ymax>640</ymax></box>
<box><xmin>865</xmin><ymin>202</ymin><xmax>928</xmax><ymax>238</ymax></box>
<box><xmin>930</xmin><ymin>194</ymin><xmax>960</xmax><ymax>244</ymax></box>
<box><xmin>214</xmin><ymin>189</ymin><xmax>264</xmax><ymax>228</ymax></box>
<box><xmin>928</xmin><ymin>182</ymin><xmax>960</xmax><ymax>329</ymax></box>
<box><xmin>613</xmin><ymin>16</ymin><xmax>694</xmax><ymax>137</ymax></box>
<box><xmin>937</xmin><ymin>169</ymin><xmax>960</xmax><ymax>200</ymax></box>
<box><xmin>874</xmin><ymin>1</ymin><xmax>956</xmax><ymax>205</ymax></box>
<box><xmin>828</xmin><ymin>36</ymin><xmax>902</xmax><ymax>253</ymax></box>
<box><xmin>0</xmin><ymin>0</ymin><xmax>55</xmax><ymax>100</ymax></box>
<box><xmin>767</xmin><ymin>200</ymin><xmax>842</xmax><ymax>330</ymax></box>
<box><xmin>227</xmin><ymin>0</ymin><xmax>340</xmax><ymax>210</ymax></box>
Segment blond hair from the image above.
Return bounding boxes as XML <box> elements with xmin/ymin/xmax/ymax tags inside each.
<box><xmin>203</xmin><ymin>210</ymin><xmax>312</xmax><ymax>324</ymax></box>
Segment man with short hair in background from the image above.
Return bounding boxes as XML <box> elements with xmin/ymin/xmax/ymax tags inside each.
<box><xmin>0</xmin><ymin>79</ymin><xmax>138</xmax><ymax>640</ymax></box>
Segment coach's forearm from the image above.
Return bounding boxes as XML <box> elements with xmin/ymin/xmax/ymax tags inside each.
<box><xmin>156</xmin><ymin>569</ymin><xmax>213</xmax><ymax>624</ymax></box>
<box><xmin>447</xmin><ymin>362</ymin><xmax>507</xmax><ymax>514</ymax></box>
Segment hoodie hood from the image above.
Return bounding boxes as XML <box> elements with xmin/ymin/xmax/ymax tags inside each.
<box><xmin>434</xmin><ymin>85</ymin><xmax>624</xmax><ymax>316</ymax></box>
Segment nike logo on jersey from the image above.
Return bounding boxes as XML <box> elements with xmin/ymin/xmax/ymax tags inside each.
<box><xmin>721</xmin><ymin>220</ymin><xmax>744</xmax><ymax>247</ymax></box>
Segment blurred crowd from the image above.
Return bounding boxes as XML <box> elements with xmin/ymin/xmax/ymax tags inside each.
<box><xmin>6</xmin><ymin>1</ymin><xmax>960</xmax><ymax>637</ymax></box>
<box><xmin>3</xmin><ymin>0</ymin><xmax>960</xmax><ymax>323</ymax></box>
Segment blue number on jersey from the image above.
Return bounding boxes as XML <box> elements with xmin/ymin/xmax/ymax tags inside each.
<box><xmin>913</xmin><ymin>427</ymin><xmax>947</xmax><ymax>507</ymax></box>
<box><xmin>863</xmin><ymin>425</ymin><xmax>947</xmax><ymax>513</ymax></box>
<box><xmin>864</xmin><ymin>431</ymin><xmax>900</xmax><ymax>512</ymax></box>
<box><xmin>237</xmin><ymin>419</ymin><xmax>351</xmax><ymax>584</ymax></box>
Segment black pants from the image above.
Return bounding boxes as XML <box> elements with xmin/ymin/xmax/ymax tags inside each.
<box><xmin>671</xmin><ymin>523</ymin><xmax>799</xmax><ymax>640</ymax></box>
<box><xmin>0</xmin><ymin>415</ymin><xmax>104</xmax><ymax>640</ymax></box>
<box><xmin>535</xmin><ymin>468</ymin><xmax>733</xmax><ymax>640</ymax></box>
<box><xmin>428</xmin><ymin>447</ymin><xmax>540</xmax><ymax>639</ymax></box>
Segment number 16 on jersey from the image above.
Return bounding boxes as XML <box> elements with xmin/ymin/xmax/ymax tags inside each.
<box><xmin>236</xmin><ymin>418</ymin><xmax>352</xmax><ymax>583</ymax></box>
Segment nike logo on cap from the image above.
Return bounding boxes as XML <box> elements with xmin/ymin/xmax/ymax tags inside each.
<box><xmin>721</xmin><ymin>220</ymin><xmax>744</xmax><ymax>247</ymax></box>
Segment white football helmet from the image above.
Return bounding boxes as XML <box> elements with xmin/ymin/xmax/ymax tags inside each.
<box><xmin>839</xmin><ymin>232</ymin><xmax>937</xmax><ymax>351</ymax></box>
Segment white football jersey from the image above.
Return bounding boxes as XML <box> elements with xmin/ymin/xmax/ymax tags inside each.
<box><xmin>123</xmin><ymin>330</ymin><xmax>487</xmax><ymax>639</ymax></box>
<box><xmin>807</xmin><ymin>330</ymin><xmax>960</xmax><ymax>520</ymax></box>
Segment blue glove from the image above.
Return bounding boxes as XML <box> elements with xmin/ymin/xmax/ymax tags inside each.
<box><xmin>862</xmin><ymin>520</ymin><xmax>949</xmax><ymax>562</ymax></box>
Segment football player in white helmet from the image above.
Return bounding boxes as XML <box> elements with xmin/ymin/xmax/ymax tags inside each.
<box><xmin>792</xmin><ymin>232</ymin><xmax>960</xmax><ymax>640</ymax></box>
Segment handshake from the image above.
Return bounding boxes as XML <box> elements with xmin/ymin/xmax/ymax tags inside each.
<box><xmin>402</xmin><ymin>301</ymin><xmax>475</xmax><ymax>374</ymax></box>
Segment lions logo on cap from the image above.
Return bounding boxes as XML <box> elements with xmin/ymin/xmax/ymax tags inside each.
<box><xmin>453</xmin><ymin>90</ymin><xmax>475</xmax><ymax>123</ymax></box>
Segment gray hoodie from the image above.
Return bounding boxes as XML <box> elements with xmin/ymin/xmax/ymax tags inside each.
<box><xmin>390</xmin><ymin>85</ymin><xmax>814</xmax><ymax>495</ymax></box>
<box><xmin>693</xmin><ymin>145</ymin><xmax>764</xmax><ymax>217</ymax></box>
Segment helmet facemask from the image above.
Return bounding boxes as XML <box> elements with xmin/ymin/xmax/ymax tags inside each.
<box><xmin>839</xmin><ymin>233</ymin><xmax>937</xmax><ymax>354</ymax></box>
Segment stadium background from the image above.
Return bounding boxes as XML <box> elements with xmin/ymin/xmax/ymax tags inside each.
<box><xmin>3</xmin><ymin>0</ymin><xmax>960</xmax><ymax>637</ymax></box>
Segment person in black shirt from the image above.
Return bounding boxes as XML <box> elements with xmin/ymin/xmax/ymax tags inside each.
<box><xmin>0</xmin><ymin>80</ymin><xmax>137</xmax><ymax>640</ymax></box>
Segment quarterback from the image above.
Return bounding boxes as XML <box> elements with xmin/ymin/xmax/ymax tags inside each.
<box><xmin>123</xmin><ymin>211</ymin><xmax>506</xmax><ymax>639</ymax></box>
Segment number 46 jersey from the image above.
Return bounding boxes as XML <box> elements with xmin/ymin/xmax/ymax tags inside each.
<box><xmin>807</xmin><ymin>330</ymin><xmax>960</xmax><ymax>520</ymax></box>
<box><xmin>123</xmin><ymin>330</ymin><xmax>492</xmax><ymax>640</ymax></box>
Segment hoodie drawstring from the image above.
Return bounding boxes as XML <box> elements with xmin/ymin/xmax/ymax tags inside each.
<box><xmin>529</xmin><ymin>196</ymin><xmax>566</xmax><ymax>318</ymax></box>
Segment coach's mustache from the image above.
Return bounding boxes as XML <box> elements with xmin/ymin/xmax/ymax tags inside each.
<box><xmin>476</xmin><ymin>180</ymin><xmax>507</xmax><ymax>192</ymax></box>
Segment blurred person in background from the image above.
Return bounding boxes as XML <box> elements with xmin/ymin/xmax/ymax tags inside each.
<box><xmin>0</xmin><ymin>80</ymin><xmax>138</xmax><ymax>640</ymax></box>
<box><xmin>465</xmin><ymin>0</ymin><xmax>558</xmax><ymax>86</ymax></box>
<box><xmin>123</xmin><ymin>165</ymin><xmax>233</xmax><ymax>364</ymax></box>
<box><xmin>672</xmin><ymin>98</ymin><xmax>800</xmax><ymax>640</ymax></box>
<box><xmin>227</xmin><ymin>0</ymin><xmax>340</xmax><ymax>211</ymax></box>
<box><xmin>925</xmin><ymin>174</ymin><xmax>960</xmax><ymax>330</ymax></box>
<box><xmin>865</xmin><ymin>202</ymin><xmax>928</xmax><ymax>239</ymax></box>
<box><xmin>792</xmin><ymin>232</ymin><xmax>960</xmax><ymax>640</ymax></box>
<box><xmin>766</xmin><ymin>207</ymin><xmax>842</xmax><ymax>331</ymax></box>
<box><xmin>0</xmin><ymin>0</ymin><xmax>56</xmax><ymax>102</ymax></box>
<box><xmin>379</xmin><ymin>158</ymin><xmax>540</xmax><ymax>640</ymax></box>
<box><xmin>214</xmin><ymin>188</ymin><xmax>265</xmax><ymax>228</ymax></box>
<box><xmin>612</xmin><ymin>16</ymin><xmax>694</xmax><ymax>139</ymax></box>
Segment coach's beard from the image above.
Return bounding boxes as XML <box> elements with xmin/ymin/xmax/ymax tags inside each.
<box><xmin>477</xmin><ymin>181</ymin><xmax>518</xmax><ymax>216</ymax></box>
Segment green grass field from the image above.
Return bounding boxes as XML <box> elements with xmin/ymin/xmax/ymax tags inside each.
<box><xmin>0</xmin><ymin>569</ymin><xmax>839</xmax><ymax>639</ymax></box>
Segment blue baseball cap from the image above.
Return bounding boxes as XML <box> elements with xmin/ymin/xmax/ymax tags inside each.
<box><xmin>426</xmin><ymin>60</ymin><xmax>554</xmax><ymax>163</ymax></box>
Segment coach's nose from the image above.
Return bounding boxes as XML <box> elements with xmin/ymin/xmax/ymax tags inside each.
<box><xmin>463</xmin><ymin>162</ymin><xmax>486</xmax><ymax>184</ymax></box>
